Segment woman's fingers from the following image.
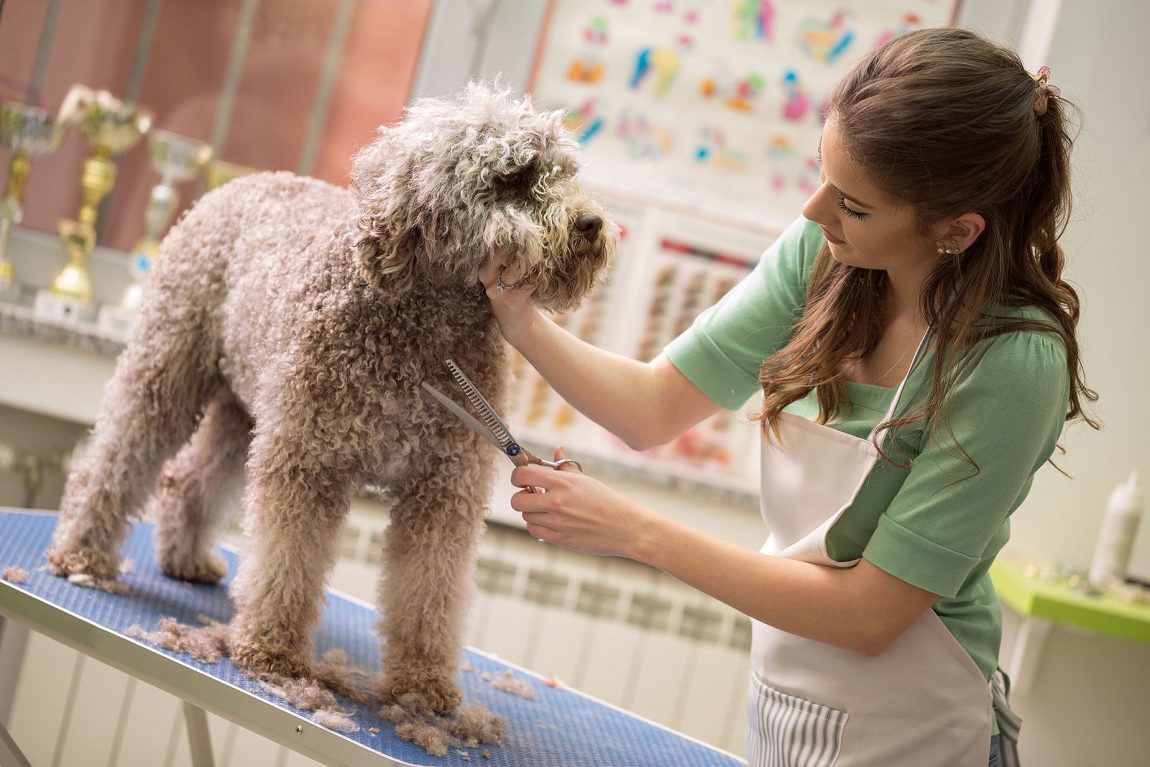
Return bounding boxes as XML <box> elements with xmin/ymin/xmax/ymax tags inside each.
<box><xmin>477</xmin><ymin>256</ymin><xmax>501</xmax><ymax>290</ymax></box>
<box><xmin>552</xmin><ymin>445</ymin><xmax>583</xmax><ymax>472</ymax></box>
<box><xmin>478</xmin><ymin>254</ymin><xmax>529</xmax><ymax>293</ymax></box>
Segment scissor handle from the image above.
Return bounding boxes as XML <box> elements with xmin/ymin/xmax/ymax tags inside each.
<box><xmin>515</xmin><ymin>452</ymin><xmax>582</xmax><ymax>493</ymax></box>
<box><xmin>538</xmin><ymin>457</ymin><xmax>583</xmax><ymax>473</ymax></box>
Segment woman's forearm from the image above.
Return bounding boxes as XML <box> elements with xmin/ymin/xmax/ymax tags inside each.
<box><xmin>631</xmin><ymin>510</ymin><xmax>936</xmax><ymax>655</ymax></box>
<box><xmin>507</xmin><ymin>310</ymin><xmax>716</xmax><ymax>449</ymax></box>
<box><xmin>512</xmin><ymin>464</ymin><xmax>938</xmax><ymax>656</ymax></box>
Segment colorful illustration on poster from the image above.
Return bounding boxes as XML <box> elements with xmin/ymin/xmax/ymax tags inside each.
<box><xmin>531</xmin><ymin>0</ymin><xmax>957</xmax><ymax>228</ymax></box>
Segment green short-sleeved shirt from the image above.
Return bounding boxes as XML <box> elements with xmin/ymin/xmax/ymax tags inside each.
<box><xmin>664</xmin><ymin>216</ymin><xmax>1070</xmax><ymax>681</ymax></box>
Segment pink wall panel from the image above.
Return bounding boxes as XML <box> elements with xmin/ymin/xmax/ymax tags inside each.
<box><xmin>101</xmin><ymin>0</ymin><xmax>246</xmax><ymax>251</ymax></box>
<box><xmin>311</xmin><ymin>0</ymin><xmax>433</xmax><ymax>184</ymax></box>
<box><xmin>1</xmin><ymin>1</ymin><xmax>148</xmax><ymax>250</ymax></box>
<box><xmin>1</xmin><ymin>0</ymin><xmax>431</xmax><ymax>255</ymax></box>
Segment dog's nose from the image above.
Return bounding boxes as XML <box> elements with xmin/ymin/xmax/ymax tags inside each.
<box><xmin>574</xmin><ymin>213</ymin><xmax>602</xmax><ymax>239</ymax></box>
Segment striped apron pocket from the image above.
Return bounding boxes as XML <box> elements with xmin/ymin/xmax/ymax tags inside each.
<box><xmin>747</xmin><ymin>674</ymin><xmax>847</xmax><ymax>767</ymax></box>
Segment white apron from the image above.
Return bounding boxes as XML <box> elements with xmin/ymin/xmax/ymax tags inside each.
<box><xmin>747</xmin><ymin>330</ymin><xmax>992</xmax><ymax>767</ymax></box>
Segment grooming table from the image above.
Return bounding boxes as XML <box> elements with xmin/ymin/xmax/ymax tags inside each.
<box><xmin>0</xmin><ymin>509</ymin><xmax>745</xmax><ymax>767</ymax></box>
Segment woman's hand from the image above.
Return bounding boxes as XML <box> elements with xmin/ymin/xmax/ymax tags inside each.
<box><xmin>478</xmin><ymin>253</ymin><xmax>536</xmax><ymax>344</ymax></box>
<box><xmin>510</xmin><ymin>447</ymin><xmax>661</xmax><ymax>561</ymax></box>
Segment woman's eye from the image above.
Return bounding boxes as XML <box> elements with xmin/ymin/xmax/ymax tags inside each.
<box><xmin>836</xmin><ymin>196</ymin><xmax>867</xmax><ymax>220</ymax></box>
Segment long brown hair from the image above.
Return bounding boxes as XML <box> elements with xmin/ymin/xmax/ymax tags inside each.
<box><xmin>756</xmin><ymin>27</ymin><xmax>1098</xmax><ymax>463</ymax></box>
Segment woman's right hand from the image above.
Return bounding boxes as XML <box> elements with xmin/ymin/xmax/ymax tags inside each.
<box><xmin>478</xmin><ymin>253</ymin><xmax>537</xmax><ymax>344</ymax></box>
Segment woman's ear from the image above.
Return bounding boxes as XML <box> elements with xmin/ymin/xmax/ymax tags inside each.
<box><xmin>944</xmin><ymin>213</ymin><xmax>986</xmax><ymax>253</ymax></box>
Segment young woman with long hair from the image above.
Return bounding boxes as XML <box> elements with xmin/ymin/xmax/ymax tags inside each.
<box><xmin>480</xmin><ymin>27</ymin><xmax>1096</xmax><ymax>766</ymax></box>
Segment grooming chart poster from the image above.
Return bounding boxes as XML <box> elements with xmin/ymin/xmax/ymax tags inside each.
<box><xmin>531</xmin><ymin>0</ymin><xmax>959</xmax><ymax>230</ymax></box>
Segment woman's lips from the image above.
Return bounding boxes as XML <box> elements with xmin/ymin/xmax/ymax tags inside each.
<box><xmin>821</xmin><ymin>227</ymin><xmax>845</xmax><ymax>245</ymax></box>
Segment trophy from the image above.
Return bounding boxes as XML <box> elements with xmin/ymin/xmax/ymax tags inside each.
<box><xmin>0</xmin><ymin>102</ymin><xmax>65</xmax><ymax>298</ymax></box>
<box><xmin>38</xmin><ymin>85</ymin><xmax>152</xmax><ymax>321</ymax></box>
<box><xmin>116</xmin><ymin>129</ymin><xmax>212</xmax><ymax>315</ymax></box>
<box><xmin>206</xmin><ymin>158</ymin><xmax>256</xmax><ymax>191</ymax></box>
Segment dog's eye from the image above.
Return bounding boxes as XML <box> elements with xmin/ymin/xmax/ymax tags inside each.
<box><xmin>494</xmin><ymin>168</ymin><xmax>535</xmax><ymax>193</ymax></box>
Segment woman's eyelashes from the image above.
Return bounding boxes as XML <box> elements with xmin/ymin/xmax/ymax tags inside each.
<box><xmin>836</xmin><ymin>195</ymin><xmax>868</xmax><ymax>220</ymax></box>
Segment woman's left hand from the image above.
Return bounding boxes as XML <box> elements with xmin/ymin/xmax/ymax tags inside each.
<box><xmin>510</xmin><ymin>447</ymin><xmax>657</xmax><ymax>560</ymax></box>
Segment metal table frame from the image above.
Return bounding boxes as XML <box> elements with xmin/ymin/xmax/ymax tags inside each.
<box><xmin>0</xmin><ymin>581</ymin><xmax>396</xmax><ymax>767</ymax></box>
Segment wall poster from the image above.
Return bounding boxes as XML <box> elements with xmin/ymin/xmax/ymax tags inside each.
<box><xmin>530</xmin><ymin>0</ymin><xmax>959</xmax><ymax>232</ymax></box>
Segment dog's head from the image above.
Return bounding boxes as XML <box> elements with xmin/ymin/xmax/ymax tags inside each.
<box><xmin>350</xmin><ymin>82</ymin><xmax>617</xmax><ymax>313</ymax></box>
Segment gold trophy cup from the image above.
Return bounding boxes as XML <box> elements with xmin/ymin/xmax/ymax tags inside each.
<box><xmin>0</xmin><ymin>102</ymin><xmax>65</xmax><ymax>298</ymax></box>
<box><xmin>117</xmin><ymin>129</ymin><xmax>213</xmax><ymax>313</ymax></box>
<box><xmin>205</xmin><ymin>158</ymin><xmax>256</xmax><ymax>191</ymax></box>
<box><xmin>44</xmin><ymin>85</ymin><xmax>152</xmax><ymax>315</ymax></box>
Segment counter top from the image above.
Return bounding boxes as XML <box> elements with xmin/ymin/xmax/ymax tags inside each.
<box><xmin>0</xmin><ymin>291</ymin><xmax>126</xmax><ymax>358</ymax></box>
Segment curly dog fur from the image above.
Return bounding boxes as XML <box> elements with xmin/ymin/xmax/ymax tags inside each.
<box><xmin>47</xmin><ymin>83</ymin><xmax>617</xmax><ymax>716</ymax></box>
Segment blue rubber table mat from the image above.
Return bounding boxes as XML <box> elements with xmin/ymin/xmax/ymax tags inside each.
<box><xmin>0</xmin><ymin>509</ymin><xmax>745</xmax><ymax>766</ymax></box>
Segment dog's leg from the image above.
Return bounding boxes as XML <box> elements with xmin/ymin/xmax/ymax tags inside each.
<box><xmin>151</xmin><ymin>387</ymin><xmax>252</xmax><ymax>583</ymax></box>
<box><xmin>227</xmin><ymin>442</ymin><xmax>350</xmax><ymax>678</ymax></box>
<box><xmin>47</xmin><ymin>333</ymin><xmax>220</xmax><ymax>580</ymax></box>
<box><xmin>377</xmin><ymin>465</ymin><xmax>490</xmax><ymax>715</ymax></box>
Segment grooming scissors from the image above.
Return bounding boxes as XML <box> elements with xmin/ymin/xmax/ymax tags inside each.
<box><xmin>421</xmin><ymin>359</ymin><xmax>582</xmax><ymax>491</ymax></box>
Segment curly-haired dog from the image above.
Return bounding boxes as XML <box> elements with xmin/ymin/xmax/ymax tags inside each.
<box><xmin>47</xmin><ymin>83</ymin><xmax>617</xmax><ymax>718</ymax></box>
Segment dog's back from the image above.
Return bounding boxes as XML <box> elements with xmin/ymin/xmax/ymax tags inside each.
<box><xmin>144</xmin><ymin>170</ymin><xmax>359</xmax><ymax>405</ymax></box>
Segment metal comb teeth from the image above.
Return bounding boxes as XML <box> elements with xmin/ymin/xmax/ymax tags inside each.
<box><xmin>445</xmin><ymin>359</ymin><xmax>516</xmax><ymax>450</ymax></box>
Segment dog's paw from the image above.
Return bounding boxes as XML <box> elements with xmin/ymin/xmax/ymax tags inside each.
<box><xmin>380</xmin><ymin>671</ymin><xmax>463</xmax><ymax>716</ymax></box>
<box><xmin>45</xmin><ymin>546</ymin><xmax>121</xmax><ymax>580</ymax></box>
<box><xmin>378</xmin><ymin>702</ymin><xmax>505</xmax><ymax>756</ymax></box>
<box><xmin>157</xmin><ymin>549</ymin><xmax>227</xmax><ymax>584</ymax></box>
<box><xmin>228</xmin><ymin>635</ymin><xmax>312</xmax><ymax>678</ymax></box>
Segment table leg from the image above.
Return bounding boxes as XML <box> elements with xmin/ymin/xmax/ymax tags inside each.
<box><xmin>1005</xmin><ymin>616</ymin><xmax>1053</xmax><ymax>696</ymax></box>
<box><xmin>183</xmin><ymin>701</ymin><xmax>216</xmax><ymax>767</ymax></box>
<box><xmin>0</xmin><ymin>617</ymin><xmax>29</xmax><ymax>726</ymax></box>
<box><xmin>0</xmin><ymin>724</ymin><xmax>32</xmax><ymax>767</ymax></box>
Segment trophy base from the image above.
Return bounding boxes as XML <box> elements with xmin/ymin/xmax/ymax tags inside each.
<box><xmin>33</xmin><ymin>288</ymin><xmax>96</xmax><ymax>324</ymax></box>
<box><xmin>96</xmin><ymin>302</ymin><xmax>136</xmax><ymax>340</ymax></box>
<box><xmin>0</xmin><ymin>271</ymin><xmax>19</xmax><ymax>302</ymax></box>
<box><xmin>119</xmin><ymin>281</ymin><xmax>144</xmax><ymax>314</ymax></box>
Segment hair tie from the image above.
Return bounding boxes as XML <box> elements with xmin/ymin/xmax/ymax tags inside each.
<box><xmin>1032</xmin><ymin>65</ymin><xmax>1061</xmax><ymax>116</ymax></box>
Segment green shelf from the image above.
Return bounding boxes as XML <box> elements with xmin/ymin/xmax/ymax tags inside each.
<box><xmin>991</xmin><ymin>559</ymin><xmax>1150</xmax><ymax>645</ymax></box>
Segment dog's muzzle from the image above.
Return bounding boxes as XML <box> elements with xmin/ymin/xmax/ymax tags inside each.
<box><xmin>574</xmin><ymin>212</ymin><xmax>602</xmax><ymax>240</ymax></box>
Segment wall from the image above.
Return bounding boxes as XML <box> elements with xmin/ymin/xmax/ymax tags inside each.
<box><xmin>0</xmin><ymin>0</ymin><xmax>432</xmax><ymax>253</ymax></box>
<box><xmin>996</xmin><ymin>0</ymin><xmax>1150</xmax><ymax>579</ymax></box>
<box><xmin>973</xmin><ymin>2</ymin><xmax>1150</xmax><ymax>765</ymax></box>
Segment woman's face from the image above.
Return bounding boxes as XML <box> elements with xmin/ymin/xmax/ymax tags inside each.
<box><xmin>802</xmin><ymin>120</ymin><xmax>939</xmax><ymax>286</ymax></box>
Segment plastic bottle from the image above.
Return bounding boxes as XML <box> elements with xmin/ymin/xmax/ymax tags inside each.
<box><xmin>1088</xmin><ymin>471</ymin><xmax>1144</xmax><ymax>588</ymax></box>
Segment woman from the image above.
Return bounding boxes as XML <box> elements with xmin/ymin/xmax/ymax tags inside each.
<box><xmin>480</xmin><ymin>27</ymin><xmax>1096</xmax><ymax>766</ymax></box>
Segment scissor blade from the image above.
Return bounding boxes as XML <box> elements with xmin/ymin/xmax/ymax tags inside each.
<box><xmin>444</xmin><ymin>359</ymin><xmax>519</xmax><ymax>452</ymax></box>
<box><xmin>420</xmin><ymin>382</ymin><xmax>508</xmax><ymax>452</ymax></box>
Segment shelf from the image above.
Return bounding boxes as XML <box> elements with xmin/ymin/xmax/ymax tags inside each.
<box><xmin>991</xmin><ymin>559</ymin><xmax>1150</xmax><ymax>645</ymax></box>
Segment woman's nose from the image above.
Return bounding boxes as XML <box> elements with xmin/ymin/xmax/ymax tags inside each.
<box><xmin>801</xmin><ymin>183</ymin><xmax>830</xmax><ymax>223</ymax></box>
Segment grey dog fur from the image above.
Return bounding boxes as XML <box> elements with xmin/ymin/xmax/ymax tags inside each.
<box><xmin>47</xmin><ymin>82</ymin><xmax>617</xmax><ymax>716</ymax></box>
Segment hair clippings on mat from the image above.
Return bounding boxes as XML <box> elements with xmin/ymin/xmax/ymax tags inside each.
<box><xmin>1032</xmin><ymin>65</ymin><xmax>1061</xmax><ymax>116</ymax></box>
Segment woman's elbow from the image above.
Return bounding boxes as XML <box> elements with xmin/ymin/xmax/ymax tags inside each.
<box><xmin>848</xmin><ymin>612</ymin><xmax>923</xmax><ymax>657</ymax></box>
<box><xmin>617</xmin><ymin>424</ymin><xmax>677</xmax><ymax>452</ymax></box>
<box><xmin>854</xmin><ymin>632</ymin><xmax>896</xmax><ymax>657</ymax></box>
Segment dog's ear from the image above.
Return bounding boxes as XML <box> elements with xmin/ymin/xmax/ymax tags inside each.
<box><xmin>354</xmin><ymin>209</ymin><xmax>421</xmax><ymax>294</ymax></box>
<box><xmin>349</xmin><ymin>127</ymin><xmax>423</xmax><ymax>293</ymax></box>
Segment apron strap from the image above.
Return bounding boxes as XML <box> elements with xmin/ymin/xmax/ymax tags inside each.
<box><xmin>869</xmin><ymin>326</ymin><xmax>935</xmax><ymax>446</ymax></box>
<box><xmin>992</xmin><ymin>667</ymin><xmax>1023</xmax><ymax>767</ymax></box>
